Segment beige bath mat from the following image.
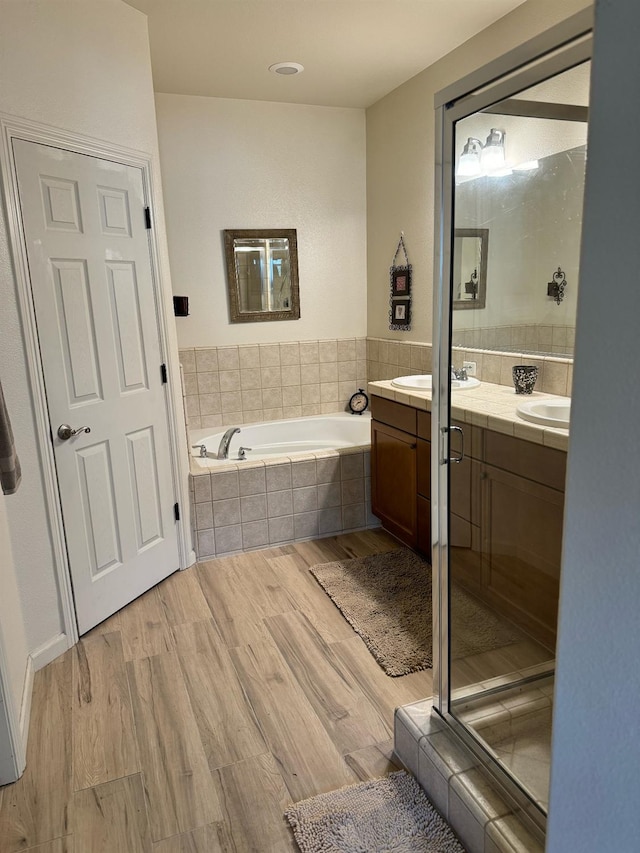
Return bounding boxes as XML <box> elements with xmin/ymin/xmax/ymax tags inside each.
<box><xmin>284</xmin><ymin>770</ymin><xmax>465</xmax><ymax>852</ymax></box>
<box><xmin>310</xmin><ymin>548</ymin><xmax>517</xmax><ymax>676</ymax></box>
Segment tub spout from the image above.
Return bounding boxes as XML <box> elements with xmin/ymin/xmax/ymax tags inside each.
<box><xmin>217</xmin><ymin>427</ymin><xmax>240</xmax><ymax>459</ymax></box>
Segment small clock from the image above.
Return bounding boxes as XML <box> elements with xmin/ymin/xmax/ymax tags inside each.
<box><xmin>348</xmin><ymin>388</ymin><xmax>369</xmax><ymax>415</ymax></box>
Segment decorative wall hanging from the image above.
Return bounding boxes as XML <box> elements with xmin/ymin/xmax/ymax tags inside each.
<box><xmin>547</xmin><ymin>266</ymin><xmax>567</xmax><ymax>305</ymax></box>
<box><xmin>389</xmin><ymin>233</ymin><xmax>412</xmax><ymax>331</ymax></box>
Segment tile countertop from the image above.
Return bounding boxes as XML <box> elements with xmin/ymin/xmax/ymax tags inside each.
<box><xmin>367</xmin><ymin>379</ymin><xmax>570</xmax><ymax>453</ymax></box>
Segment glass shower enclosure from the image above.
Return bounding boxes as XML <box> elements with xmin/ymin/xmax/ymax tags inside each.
<box><xmin>431</xmin><ymin>11</ymin><xmax>592</xmax><ymax>830</ymax></box>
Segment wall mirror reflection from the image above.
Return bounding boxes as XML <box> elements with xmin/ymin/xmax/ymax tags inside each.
<box><xmin>452</xmin><ymin>61</ymin><xmax>589</xmax><ymax>358</ymax></box>
<box><xmin>453</xmin><ymin>228</ymin><xmax>488</xmax><ymax>309</ymax></box>
<box><xmin>224</xmin><ymin>229</ymin><xmax>300</xmax><ymax>323</ymax></box>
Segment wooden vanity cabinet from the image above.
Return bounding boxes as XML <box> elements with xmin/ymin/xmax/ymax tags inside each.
<box><xmin>371</xmin><ymin>393</ymin><xmax>566</xmax><ymax>647</ymax></box>
<box><xmin>371</xmin><ymin>398</ymin><xmax>418</xmax><ymax>547</ymax></box>
<box><xmin>479</xmin><ymin>433</ymin><xmax>566</xmax><ymax>648</ymax></box>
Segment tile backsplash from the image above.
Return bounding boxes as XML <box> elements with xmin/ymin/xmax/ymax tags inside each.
<box><xmin>366</xmin><ymin>337</ymin><xmax>573</xmax><ymax>397</ymax></box>
<box><xmin>179</xmin><ymin>335</ymin><xmax>572</xmax><ymax>432</ymax></box>
<box><xmin>179</xmin><ymin>338</ymin><xmax>367</xmax><ymax>429</ymax></box>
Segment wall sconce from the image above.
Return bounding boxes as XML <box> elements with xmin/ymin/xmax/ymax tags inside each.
<box><xmin>456</xmin><ymin>128</ymin><xmax>507</xmax><ymax>178</ymax></box>
<box><xmin>464</xmin><ymin>268</ymin><xmax>479</xmax><ymax>299</ymax></box>
<box><xmin>547</xmin><ymin>267</ymin><xmax>567</xmax><ymax>305</ymax></box>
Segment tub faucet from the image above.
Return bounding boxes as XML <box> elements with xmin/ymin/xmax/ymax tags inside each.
<box><xmin>217</xmin><ymin>426</ymin><xmax>240</xmax><ymax>459</ymax></box>
<box><xmin>192</xmin><ymin>443</ymin><xmax>207</xmax><ymax>458</ymax></box>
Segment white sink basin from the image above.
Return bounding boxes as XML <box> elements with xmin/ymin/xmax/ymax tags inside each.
<box><xmin>391</xmin><ymin>374</ymin><xmax>480</xmax><ymax>391</ymax></box>
<box><xmin>516</xmin><ymin>397</ymin><xmax>571</xmax><ymax>429</ymax></box>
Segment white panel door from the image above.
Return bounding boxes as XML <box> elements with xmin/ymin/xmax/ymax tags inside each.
<box><xmin>13</xmin><ymin>140</ymin><xmax>179</xmax><ymax>634</ymax></box>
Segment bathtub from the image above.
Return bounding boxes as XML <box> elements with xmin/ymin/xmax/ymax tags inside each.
<box><xmin>190</xmin><ymin>412</ymin><xmax>371</xmax><ymax>466</ymax></box>
<box><xmin>188</xmin><ymin>411</ymin><xmax>377</xmax><ymax>561</ymax></box>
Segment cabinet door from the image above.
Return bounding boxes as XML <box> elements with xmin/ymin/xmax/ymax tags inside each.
<box><xmin>481</xmin><ymin>463</ymin><xmax>563</xmax><ymax>648</ymax></box>
<box><xmin>371</xmin><ymin>420</ymin><xmax>417</xmax><ymax>547</ymax></box>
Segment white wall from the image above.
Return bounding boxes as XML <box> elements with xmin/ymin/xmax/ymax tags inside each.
<box><xmin>0</xmin><ymin>0</ymin><xmax>179</xmax><ymax>659</ymax></box>
<box><xmin>365</xmin><ymin>0</ymin><xmax>592</xmax><ymax>345</ymax></box>
<box><xmin>155</xmin><ymin>94</ymin><xmax>367</xmax><ymax>348</ymax></box>
<box><xmin>0</xmin><ymin>497</ymin><xmax>28</xmax><ymax>716</ymax></box>
<box><xmin>547</xmin><ymin>0</ymin><xmax>640</xmax><ymax>846</ymax></box>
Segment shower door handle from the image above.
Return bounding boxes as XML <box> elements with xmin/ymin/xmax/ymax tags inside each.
<box><xmin>445</xmin><ymin>425</ymin><xmax>464</xmax><ymax>464</ymax></box>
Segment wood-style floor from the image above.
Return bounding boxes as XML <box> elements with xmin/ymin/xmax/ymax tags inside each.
<box><xmin>0</xmin><ymin>529</ymin><xmax>436</xmax><ymax>853</ymax></box>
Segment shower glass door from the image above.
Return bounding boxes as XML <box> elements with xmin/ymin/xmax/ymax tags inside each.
<box><xmin>433</xmin><ymin>25</ymin><xmax>591</xmax><ymax>821</ymax></box>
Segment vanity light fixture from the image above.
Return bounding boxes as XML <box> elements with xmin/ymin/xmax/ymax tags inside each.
<box><xmin>457</xmin><ymin>137</ymin><xmax>483</xmax><ymax>177</ymax></box>
<box><xmin>456</xmin><ymin>129</ymin><xmax>507</xmax><ymax>178</ymax></box>
<box><xmin>269</xmin><ymin>61</ymin><xmax>304</xmax><ymax>75</ymax></box>
<box><xmin>480</xmin><ymin>128</ymin><xmax>506</xmax><ymax>171</ymax></box>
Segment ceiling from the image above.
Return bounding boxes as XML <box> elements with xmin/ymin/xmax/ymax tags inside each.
<box><xmin>124</xmin><ymin>0</ymin><xmax>527</xmax><ymax>109</ymax></box>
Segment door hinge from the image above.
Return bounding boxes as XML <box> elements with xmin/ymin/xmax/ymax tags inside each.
<box><xmin>160</xmin><ymin>363</ymin><xmax>168</xmax><ymax>384</ymax></box>
<box><xmin>144</xmin><ymin>206</ymin><xmax>152</xmax><ymax>229</ymax></box>
<box><xmin>174</xmin><ymin>502</ymin><xmax>180</xmax><ymax>521</ymax></box>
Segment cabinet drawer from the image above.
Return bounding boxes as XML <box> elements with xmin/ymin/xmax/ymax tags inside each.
<box><xmin>484</xmin><ymin>430</ymin><xmax>566</xmax><ymax>491</ymax></box>
<box><xmin>371</xmin><ymin>396</ymin><xmax>417</xmax><ymax>434</ymax></box>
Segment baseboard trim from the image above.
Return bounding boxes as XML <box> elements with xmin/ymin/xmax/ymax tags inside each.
<box><xmin>31</xmin><ymin>632</ymin><xmax>70</xmax><ymax>671</ymax></box>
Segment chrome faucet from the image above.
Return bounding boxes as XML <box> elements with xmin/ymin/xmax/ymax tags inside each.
<box><xmin>217</xmin><ymin>427</ymin><xmax>240</xmax><ymax>459</ymax></box>
<box><xmin>192</xmin><ymin>443</ymin><xmax>207</xmax><ymax>458</ymax></box>
<box><xmin>452</xmin><ymin>366</ymin><xmax>468</xmax><ymax>382</ymax></box>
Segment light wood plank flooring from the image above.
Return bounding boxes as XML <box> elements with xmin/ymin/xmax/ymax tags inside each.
<box><xmin>0</xmin><ymin>530</ymin><xmax>435</xmax><ymax>853</ymax></box>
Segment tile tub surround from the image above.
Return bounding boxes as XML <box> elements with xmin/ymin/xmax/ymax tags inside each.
<box><xmin>366</xmin><ymin>337</ymin><xmax>573</xmax><ymax>399</ymax></box>
<box><xmin>394</xmin><ymin>701</ymin><xmax>545</xmax><ymax>853</ymax></box>
<box><xmin>367</xmin><ymin>377</ymin><xmax>570</xmax><ymax>452</ymax></box>
<box><xmin>190</xmin><ymin>447</ymin><xmax>378</xmax><ymax>559</ymax></box>
<box><xmin>179</xmin><ymin>338</ymin><xmax>367</xmax><ymax>430</ymax></box>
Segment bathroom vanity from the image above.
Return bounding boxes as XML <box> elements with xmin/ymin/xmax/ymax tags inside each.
<box><xmin>370</xmin><ymin>382</ymin><xmax>567</xmax><ymax>649</ymax></box>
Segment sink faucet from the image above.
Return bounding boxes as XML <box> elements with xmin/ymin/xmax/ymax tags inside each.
<box><xmin>451</xmin><ymin>366</ymin><xmax>468</xmax><ymax>382</ymax></box>
<box><xmin>217</xmin><ymin>426</ymin><xmax>240</xmax><ymax>459</ymax></box>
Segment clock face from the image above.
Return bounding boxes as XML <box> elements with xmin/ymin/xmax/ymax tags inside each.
<box><xmin>349</xmin><ymin>389</ymin><xmax>369</xmax><ymax>414</ymax></box>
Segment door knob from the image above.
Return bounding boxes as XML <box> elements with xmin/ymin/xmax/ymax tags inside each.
<box><xmin>57</xmin><ymin>424</ymin><xmax>91</xmax><ymax>441</ymax></box>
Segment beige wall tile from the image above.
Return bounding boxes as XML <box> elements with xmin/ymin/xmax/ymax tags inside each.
<box><xmin>259</xmin><ymin>344</ymin><xmax>280</xmax><ymax>367</ymax></box>
<box><xmin>195</xmin><ymin>348</ymin><xmax>218</xmax><ymax>373</ymax></box>
<box><xmin>197</xmin><ymin>372</ymin><xmax>220</xmax><ymax>394</ymax></box>
<box><xmin>280</xmin><ymin>342</ymin><xmax>300</xmax><ymax>365</ymax></box>
<box><xmin>319</xmin><ymin>340</ymin><xmax>338</xmax><ymax>362</ymax></box>
<box><xmin>219</xmin><ymin>370</ymin><xmax>240</xmax><ymax>391</ymax></box>
<box><xmin>337</xmin><ymin>339</ymin><xmax>356</xmax><ymax>362</ymax></box>
<box><xmin>180</xmin><ymin>349</ymin><xmax>196</xmax><ymax>373</ymax></box>
<box><xmin>281</xmin><ymin>365</ymin><xmax>301</xmax><ymax>386</ymax></box>
<box><xmin>299</xmin><ymin>341</ymin><xmax>319</xmax><ymax>364</ymax></box>
<box><xmin>301</xmin><ymin>363</ymin><xmax>320</xmax><ymax>384</ymax></box>
<box><xmin>261</xmin><ymin>366</ymin><xmax>282</xmax><ymax>388</ymax></box>
<box><xmin>217</xmin><ymin>347</ymin><xmax>240</xmax><ymax>371</ymax></box>
<box><xmin>239</xmin><ymin>345</ymin><xmax>260</xmax><ymax>369</ymax></box>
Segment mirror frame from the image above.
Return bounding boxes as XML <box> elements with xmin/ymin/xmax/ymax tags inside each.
<box><xmin>452</xmin><ymin>227</ymin><xmax>489</xmax><ymax>310</ymax></box>
<box><xmin>224</xmin><ymin>229</ymin><xmax>300</xmax><ymax>323</ymax></box>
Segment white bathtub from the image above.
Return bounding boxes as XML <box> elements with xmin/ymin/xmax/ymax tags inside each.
<box><xmin>190</xmin><ymin>412</ymin><xmax>371</xmax><ymax>466</ymax></box>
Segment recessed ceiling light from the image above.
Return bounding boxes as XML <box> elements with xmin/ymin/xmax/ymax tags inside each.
<box><xmin>269</xmin><ymin>62</ymin><xmax>304</xmax><ymax>76</ymax></box>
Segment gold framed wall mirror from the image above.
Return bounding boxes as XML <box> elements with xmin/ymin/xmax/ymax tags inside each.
<box><xmin>224</xmin><ymin>229</ymin><xmax>300</xmax><ymax>323</ymax></box>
